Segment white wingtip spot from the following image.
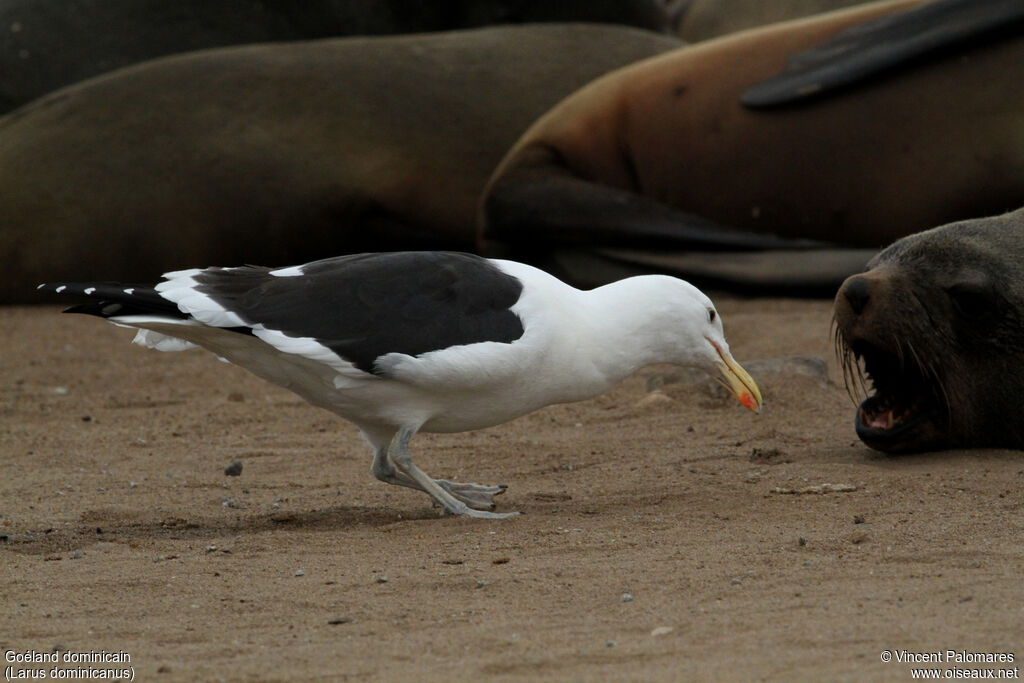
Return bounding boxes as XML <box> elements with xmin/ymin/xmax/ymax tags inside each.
<box><xmin>124</xmin><ymin>288</ymin><xmax>134</xmax><ymax>295</ymax></box>
<box><xmin>36</xmin><ymin>283</ymin><xmax>45</xmax><ymax>290</ymax></box>
<box><xmin>55</xmin><ymin>285</ymin><xmax>66</xmax><ymax>293</ymax></box>
<box><xmin>84</xmin><ymin>287</ymin><xmax>96</xmax><ymax>295</ymax></box>
<box><xmin>269</xmin><ymin>265</ymin><xmax>305</xmax><ymax>278</ymax></box>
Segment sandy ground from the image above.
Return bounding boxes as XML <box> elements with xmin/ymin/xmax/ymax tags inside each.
<box><xmin>2</xmin><ymin>296</ymin><xmax>1021</xmax><ymax>682</ymax></box>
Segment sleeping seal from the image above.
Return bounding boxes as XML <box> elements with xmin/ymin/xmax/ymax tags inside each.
<box><xmin>0</xmin><ymin>25</ymin><xmax>680</xmax><ymax>304</ymax></box>
<box><xmin>0</xmin><ymin>0</ymin><xmax>669</xmax><ymax>113</ymax></box>
<box><xmin>480</xmin><ymin>0</ymin><xmax>1024</xmax><ymax>290</ymax></box>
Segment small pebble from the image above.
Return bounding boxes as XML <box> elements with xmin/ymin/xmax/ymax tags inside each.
<box><xmin>798</xmin><ymin>537</ymin><xmax>807</xmax><ymax>546</ymax></box>
<box><xmin>295</xmin><ymin>569</ymin><xmax>305</xmax><ymax>577</ymax></box>
<box><xmin>327</xmin><ymin>617</ymin><xmax>351</xmax><ymax>625</ymax></box>
<box><xmin>475</xmin><ymin>580</ymin><xmax>488</xmax><ymax>589</ymax></box>
<box><xmin>621</xmin><ymin>593</ymin><xmax>633</xmax><ymax>603</ymax></box>
<box><xmin>606</xmin><ymin>640</ymin><xmax>617</xmax><ymax>648</ymax></box>
<box><xmin>730</xmin><ymin>577</ymin><xmax>742</xmax><ymax>586</ymax></box>
<box><xmin>650</xmin><ymin>626</ymin><xmax>675</xmax><ymax>637</ymax></box>
<box><xmin>375</xmin><ymin>575</ymin><xmax>388</xmax><ymax>584</ymax></box>
<box><xmin>224</xmin><ymin>460</ymin><xmax>243</xmax><ymax>477</ymax></box>
<box><xmin>70</xmin><ymin>550</ymin><xmax>83</xmax><ymax>559</ymax></box>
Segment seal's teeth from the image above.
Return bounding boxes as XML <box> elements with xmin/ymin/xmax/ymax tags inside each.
<box><xmin>886</xmin><ymin>410</ymin><xmax>894</xmax><ymax>429</ymax></box>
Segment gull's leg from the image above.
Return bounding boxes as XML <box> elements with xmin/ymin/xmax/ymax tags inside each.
<box><xmin>371</xmin><ymin>437</ymin><xmax>508</xmax><ymax>511</ymax></box>
<box><xmin>388</xmin><ymin>427</ymin><xmax>518</xmax><ymax>519</ymax></box>
<box><xmin>371</xmin><ymin>444</ymin><xmax>419</xmax><ymax>489</ymax></box>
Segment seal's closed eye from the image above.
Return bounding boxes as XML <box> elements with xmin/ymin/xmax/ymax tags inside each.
<box><xmin>946</xmin><ymin>282</ymin><xmax>998</xmax><ymax>323</ymax></box>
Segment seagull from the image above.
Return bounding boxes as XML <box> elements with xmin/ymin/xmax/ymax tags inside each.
<box><xmin>39</xmin><ymin>251</ymin><xmax>762</xmax><ymax>518</ymax></box>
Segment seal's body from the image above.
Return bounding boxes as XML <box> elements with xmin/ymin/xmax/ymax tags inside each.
<box><xmin>0</xmin><ymin>25</ymin><xmax>680</xmax><ymax>303</ymax></box>
<box><xmin>0</xmin><ymin>0</ymin><xmax>669</xmax><ymax>113</ymax></box>
<box><xmin>482</xmin><ymin>0</ymin><xmax>1023</xmax><ymax>266</ymax></box>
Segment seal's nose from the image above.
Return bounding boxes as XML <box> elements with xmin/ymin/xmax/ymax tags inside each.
<box><xmin>842</xmin><ymin>275</ymin><xmax>872</xmax><ymax>316</ymax></box>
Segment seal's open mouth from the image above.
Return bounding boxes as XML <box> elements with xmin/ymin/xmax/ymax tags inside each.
<box><xmin>843</xmin><ymin>340</ymin><xmax>946</xmax><ymax>453</ymax></box>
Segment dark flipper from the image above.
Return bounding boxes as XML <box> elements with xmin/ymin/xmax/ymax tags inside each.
<box><xmin>481</xmin><ymin>164</ymin><xmax>832</xmax><ymax>254</ymax></box>
<box><xmin>547</xmin><ymin>247</ymin><xmax>877</xmax><ymax>296</ymax></box>
<box><xmin>741</xmin><ymin>0</ymin><xmax>1024</xmax><ymax>108</ymax></box>
<box><xmin>480</xmin><ymin>162</ymin><xmax>868</xmax><ymax>293</ymax></box>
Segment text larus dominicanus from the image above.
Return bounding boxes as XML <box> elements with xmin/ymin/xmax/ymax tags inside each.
<box><xmin>39</xmin><ymin>251</ymin><xmax>762</xmax><ymax>518</ymax></box>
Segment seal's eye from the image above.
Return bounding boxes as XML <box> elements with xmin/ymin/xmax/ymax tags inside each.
<box><xmin>947</xmin><ymin>283</ymin><xmax>997</xmax><ymax>322</ymax></box>
<box><xmin>708</xmin><ymin>308</ymin><xmax>716</xmax><ymax>323</ymax></box>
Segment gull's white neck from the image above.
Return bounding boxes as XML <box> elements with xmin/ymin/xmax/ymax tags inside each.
<box><xmin>574</xmin><ymin>277</ymin><xmax>690</xmax><ymax>382</ymax></box>
<box><xmin>506</xmin><ymin>271</ymin><xmax>700</xmax><ymax>406</ymax></box>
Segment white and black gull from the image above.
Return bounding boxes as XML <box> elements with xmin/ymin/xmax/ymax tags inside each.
<box><xmin>39</xmin><ymin>251</ymin><xmax>762</xmax><ymax>518</ymax></box>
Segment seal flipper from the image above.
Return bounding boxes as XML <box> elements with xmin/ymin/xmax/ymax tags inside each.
<box><xmin>741</xmin><ymin>0</ymin><xmax>1024</xmax><ymax>108</ymax></box>
<box><xmin>480</xmin><ymin>162</ymin><xmax>831</xmax><ymax>254</ymax></box>
<box><xmin>547</xmin><ymin>247</ymin><xmax>878</xmax><ymax>296</ymax></box>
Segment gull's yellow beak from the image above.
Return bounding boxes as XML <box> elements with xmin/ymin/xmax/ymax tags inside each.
<box><xmin>706</xmin><ymin>338</ymin><xmax>762</xmax><ymax>413</ymax></box>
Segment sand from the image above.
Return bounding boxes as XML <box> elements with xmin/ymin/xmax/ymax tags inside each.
<box><xmin>2</xmin><ymin>297</ymin><xmax>1021</xmax><ymax>682</ymax></box>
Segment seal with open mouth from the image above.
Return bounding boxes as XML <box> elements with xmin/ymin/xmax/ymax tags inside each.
<box><xmin>833</xmin><ymin>208</ymin><xmax>1024</xmax><ymax>453</ymax></box>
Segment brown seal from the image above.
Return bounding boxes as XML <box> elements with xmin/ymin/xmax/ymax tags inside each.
<box><xmin>833</xmin><ymin>208</ymin><xmax>1024</xmax><ymax>453</ymax></box>
<box><xmin>480</xmin><ymin>0</ymin><xmax>1024</xmax><ymax>285</ymax></box>
<box><xmin>0</xmin><ymin>25</ymin><xmax>680</xmax><ymax>304</ymax></box>
<box><xmin>0</xmin><ymin>0</ymin><xmax>669</xmax><ymax>114</ymax></box>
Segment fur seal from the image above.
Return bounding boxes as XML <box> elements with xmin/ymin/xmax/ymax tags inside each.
<box><xmin>0</xmin><ymin>0</ymin><xmax>669</xmax><ymax>113</ymax></box>
<box><xmin>0</xmin><ymin>25</ymin><xmax>681</xmax><ymax>304</ymax></box>
<box><xmin>480</xmin><ymin>0</ymin><xmax>1024</xmax><ymax>289</ymax></box>
<box><xmin>833</xmin><ymin>208</ymin><xmax>1024</xmax><ymax>453</ymax></box>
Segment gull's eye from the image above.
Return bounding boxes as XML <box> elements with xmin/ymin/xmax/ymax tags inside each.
<box><xmin>708</xmin><ymin>308</ymin><xmax>716</xmax><ymax>323</ymax></box>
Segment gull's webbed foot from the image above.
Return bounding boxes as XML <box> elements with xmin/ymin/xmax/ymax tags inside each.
<box><xmin>387</xmin><ymin>428</ymin><xmax>519</xmax><ymax>518</ymax></box>
<box><xmin>436</xmin><ymin>480</ymin><xmax>508</xmax><ymax>511</ymax></box>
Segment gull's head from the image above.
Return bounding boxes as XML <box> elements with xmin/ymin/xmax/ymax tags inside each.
<box><xmin>647</xmin><ymin>277</ymin><xmax>763</xmax><ymax>413</ymax></box>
